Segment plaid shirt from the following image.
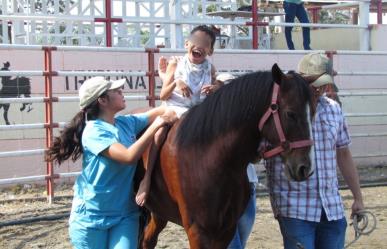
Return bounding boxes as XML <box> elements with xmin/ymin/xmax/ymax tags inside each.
<box><xmin>265</xmin><ymin>96</ymin><xmax>351</xmax><ymax>222</ymax></box>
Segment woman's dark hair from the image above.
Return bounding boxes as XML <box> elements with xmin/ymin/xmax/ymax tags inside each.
<box><xmin>190</xmin><ymin>25</ymin><xmax>216</xmax><ymax>49</ymax></box>
<box><xmin>45</xmin><ymin>93</ymin><xmax>107</xmax><ymax>164</ymax></box>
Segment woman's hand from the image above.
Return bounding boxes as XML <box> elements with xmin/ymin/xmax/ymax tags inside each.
<box><xmin>160</xmin><ymin>109</ymin><xmax>178</xmax><ymax>124</ymax></box>
<box><xmin>152</xmin><ymin>110</ymin><xmax>177</xmax><ymax>129</ymax></box>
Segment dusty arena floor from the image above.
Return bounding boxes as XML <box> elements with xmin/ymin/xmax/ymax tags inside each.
<box><xmin>0</xmin><ymin>185</ymin><xmax>385</xmax><ymax>249</ymax></box>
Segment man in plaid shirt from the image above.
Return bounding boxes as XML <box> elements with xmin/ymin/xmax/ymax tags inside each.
<box><xmin>265</xmin><ymin>52</ymin><xmax>364</xmax><ymax>249</ymax></box>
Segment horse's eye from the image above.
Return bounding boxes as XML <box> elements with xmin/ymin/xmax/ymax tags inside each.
<box><xmin>287</xmin><ymin>112</ymin><xmax>297</xmax><ymax>121</ymax></box>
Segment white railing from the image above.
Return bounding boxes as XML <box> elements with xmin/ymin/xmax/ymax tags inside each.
<box><xmin>0</xmin><ymin>46</ymin><xmax>386</xmax><ymax>202</ymax></box>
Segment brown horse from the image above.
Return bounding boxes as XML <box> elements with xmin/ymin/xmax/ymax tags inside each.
<box><xmin>139</xmin><ymin>64</ymin><xmax>315</xmax><ymax>249</ymax></box>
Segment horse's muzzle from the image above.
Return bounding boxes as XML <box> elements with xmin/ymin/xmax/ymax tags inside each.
<box><xmin>291</xmin><ymin>163</ymin><xmax>314</xmax><ymax>182</ymax></box>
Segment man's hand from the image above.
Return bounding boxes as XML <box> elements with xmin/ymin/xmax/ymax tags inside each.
<box><xmin>351</xmin><ymin>198</ymin><xmax>365</xmax><ymax>219</ymax></box>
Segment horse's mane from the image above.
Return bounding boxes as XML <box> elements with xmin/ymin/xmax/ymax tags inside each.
<box><xmin>176</xmin><ymin>71</ymin><xmax>274</xmax><ymax>147</ymax></box>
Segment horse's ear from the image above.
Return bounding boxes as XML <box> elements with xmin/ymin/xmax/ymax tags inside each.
<box><xmin>271</xmin><ymin>63</ymin><xmax>285</xmax><ymax>85</ymax></box>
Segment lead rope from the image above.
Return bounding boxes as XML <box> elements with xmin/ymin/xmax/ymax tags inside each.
<box><xmin>344</xmin><ymin>210</ymin><xmax>377</xmax><ymax>248</ymax></box>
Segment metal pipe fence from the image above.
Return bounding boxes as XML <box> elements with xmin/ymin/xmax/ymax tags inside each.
<box><xmin>0</xmin><ymin>45</ymin><xmax>386</xmax><ymax>202</ymax></box>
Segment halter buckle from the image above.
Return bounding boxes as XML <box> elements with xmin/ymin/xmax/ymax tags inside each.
<box><xmin>281</xmin><ymin>141</ymin><xmax>290</xmax><ymax>151</ymax></box>
<box><xmin>270</xmin><ymin>103</ymin><xmax>278</xmax><ymax>112</ymax></box>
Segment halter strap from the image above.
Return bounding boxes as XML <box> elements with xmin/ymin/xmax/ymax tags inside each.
<box><xmin>258</xmin><ymin>83</ymin><xmax>313</xmax><ymax>159</ymax></box>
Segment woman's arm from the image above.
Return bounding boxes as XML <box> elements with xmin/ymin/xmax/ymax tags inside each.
<box><xmin>102</xmin><ymin>116</ymin><xmax>166</xmax><ymax>164</ymax></box>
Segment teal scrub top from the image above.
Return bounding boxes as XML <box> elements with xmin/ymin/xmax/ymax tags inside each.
<box><xmin>285</xmin><ymin>0</ymin><xmax>303</xmax><ymax>4</ymax></box>
<box><xmin>70</xmin><ymin>113</ymin><xmax>148</xmax><ymax>228</ymax></box>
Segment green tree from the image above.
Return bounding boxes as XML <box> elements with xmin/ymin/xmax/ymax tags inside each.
<box><xmin>319</xmin><ymin>9</ymin><xmax>351</xmax><ymax>24</ymax></box>
<box><xmin>141</xmin><ymin>29</ymin><xmax>150</xmax><ymax>46</ymax></box>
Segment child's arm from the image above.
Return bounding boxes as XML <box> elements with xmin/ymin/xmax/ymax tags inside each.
<box><xmin>159</xmin><ymin>57</ymin><xmax>178</xmax><ymax>100</ymax></box>
<box><xmin>160</xmin><ymin>56</ymin><xmax>192</xmax><ymax>99</ymax></box>
<box><xmin>211</xmin><ymin>64</ymin><xmax>217</xmax><ymax>84</ymax></box>
<box><xmin>175</xmin><ymin>79</ymin><xmax>192</xmax><ymax>98</ymax></box>
<box><xmin>201</xmin><ymin>65</ymin><xmax>223</xmax><ymax>95</ymax></box>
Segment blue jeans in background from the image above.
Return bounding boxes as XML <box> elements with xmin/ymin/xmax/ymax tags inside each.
<box><xmin>227</xmin><ymin>184</ymin><xmax>257</xmax><ymax>249</ymax></box>
<box><xmin>278</xmin><ymin>210</ymin><xmax>347</xmax><ymax>249</ymax></box>
<box><xmin>283</xmin><ymin>2</ymin><xmax>311</xmax><ymax>50</ymax></box>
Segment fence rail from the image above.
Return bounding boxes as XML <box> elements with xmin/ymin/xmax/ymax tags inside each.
<box><xmin>0</xmin><ymin>46</ymin><xmax>386</xmax><ymax>203</ymax></box>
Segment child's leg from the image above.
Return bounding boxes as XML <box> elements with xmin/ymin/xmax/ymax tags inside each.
<box><xmin>135</xmin><ymin>126</ymin><xmax>168</xmax><ymax>206</ymax></box>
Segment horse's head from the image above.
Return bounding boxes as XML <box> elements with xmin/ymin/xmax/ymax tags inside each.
<box><xmin>259</xmin><ymin>64</ymin><xmax>314</xmax><ymax>182</ymax></box>
<box><xmin>1</xmin><ymin>61</ymin><xmax>10</xmax><ymax>70</ymax></box>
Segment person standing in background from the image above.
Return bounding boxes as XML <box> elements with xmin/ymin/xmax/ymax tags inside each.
<box><xmin>283</xmin><ymin>0</ymin><xmax>312</xmax><ymax>50</ymax></box>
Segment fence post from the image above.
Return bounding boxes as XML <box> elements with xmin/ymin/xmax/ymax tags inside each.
<box><xmin>376</xmin><ymin>0</ymin><xmax>383</xmax><ymax>24</ymax></box>
<box><xmin>94</xmin><ymin>0</ymin><xmax>123</xmax><ymax>47</ymax></box>
<box><xmin>146</xmin><ymin>48</ymin><xmax>159</xmax><ymax>107</ymax></box>
<box><xmin>246</xmin><ymin>1</ymin><xmax>269</xmax><ymax>49</ymax></box>
<box><xmin>43</xmin><ymin>46</ymin><xmax>57</xmax><ymax>204</ymax></box>
<box><xmin>359</xmin><ymin>1</ymin><xmax>370</xmax><ymax>51</ymax></box>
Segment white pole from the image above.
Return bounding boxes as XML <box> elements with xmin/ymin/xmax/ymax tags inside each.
<box><xmin>170</xmin><ymin>0</ymin><xmax>183</xmax><ymax>48</ymax></box>
<box><xmin>359</xmin><ymin>1</ymin><xmax>370</xmax><ymax>50</ymax></box>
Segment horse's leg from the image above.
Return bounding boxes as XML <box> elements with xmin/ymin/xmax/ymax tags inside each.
<box><xmin>19</xmin><ymin>103</ymin><xmax>32</xmax><ymax>112</ymax></box>
<box><xmin>142</xmin><ymin>213</ymin><xmax>168</xmax><ymax>249</ymax></box>
<box><xmin>186</xmin><ymin>223</ymin><xmax>236</xmax><ymax>249</ymax></box>
<box><xmin>20</xmin><ymin>103</ymin><xmax>27</xmax><ymax>111</ymax></box>
<box><xmin>3</xmin><ymin>104</ymin><xmax>10</xmax><ymax>125</ymax></box>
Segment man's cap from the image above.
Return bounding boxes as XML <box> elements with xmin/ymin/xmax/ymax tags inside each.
<box><xmin>79</xmin><ymin>76</ymin><xmax>125</xmax><ymax>109</ymax></box>
<box><xmin>298</xmin><ymin>52</ymin><xmax>334</xmax><ymax>88</ymax></box>
<box><xmin>216</xmin><ymin>73</ymin><xmax>235</xmax><ymax>84</ymax></box>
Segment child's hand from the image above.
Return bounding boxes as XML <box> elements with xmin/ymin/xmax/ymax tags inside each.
<box><xmin>158</xmin><ymin>56</ymin><xmax>168</xmax><ymax>81</ymax></box>
<box><xmin>201</xmin><ymin>84</ymin><xmax>218</xmax><ymax>95</ymax></box>
<box><xmin>176</xmin><ymin>80</ymin><xmax>192</xmax><ymax>98</ymax></box>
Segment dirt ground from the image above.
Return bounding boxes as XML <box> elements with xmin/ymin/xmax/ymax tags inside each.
<box><xmin>0</xmin><ymin>184</ymin><xmax>384</xmax><ymax>249</ymax></box>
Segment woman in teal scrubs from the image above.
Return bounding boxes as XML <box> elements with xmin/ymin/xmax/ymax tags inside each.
<box><xmin>46</xmin><ymin>76</ymin><xmax>176</xmax><ymax>249</ymax></box>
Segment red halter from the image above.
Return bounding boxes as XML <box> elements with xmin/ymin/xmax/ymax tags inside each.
<box><xmin>258</xmin><ymin>83</ymin><xmax>313</xmax><ymax>159</ymax></box>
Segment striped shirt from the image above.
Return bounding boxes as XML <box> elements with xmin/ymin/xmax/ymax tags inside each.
<box><xmin>265</xmin><ymin>96</ymin><xmax>351</xmax><ymax>222</ymax></box>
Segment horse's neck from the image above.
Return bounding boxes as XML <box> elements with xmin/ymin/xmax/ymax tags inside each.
<box><xmin>208</xmin><ymin>127</ymin><xmax>259</xmax><ymax>168</ymax></box>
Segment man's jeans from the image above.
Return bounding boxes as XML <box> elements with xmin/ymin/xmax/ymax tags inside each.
<box><xmin>278</xmin><ymin>210</ymin><xmax>347</xmax><ymax>249</ymax></box>
<box><xmin>283</xmin><ymin>2</ymin><xmax>311</xmax><ymax>50</ymax></box>
<box><xmin>228</xmin><ymin>184</ymin><xmax>256</xmax><ymax>249</ymax></box>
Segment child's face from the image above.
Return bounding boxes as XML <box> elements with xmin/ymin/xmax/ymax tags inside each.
<box><xmin>185</xmin><ymin>30</ymin><xmax>214</xmax><ymax>65</ymax></box>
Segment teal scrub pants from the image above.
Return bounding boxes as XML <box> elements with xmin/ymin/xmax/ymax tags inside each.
<box><xmin>69</xmin><ymin>215</ymin><xmax>139</xmax><ymax>249</ymax></box>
